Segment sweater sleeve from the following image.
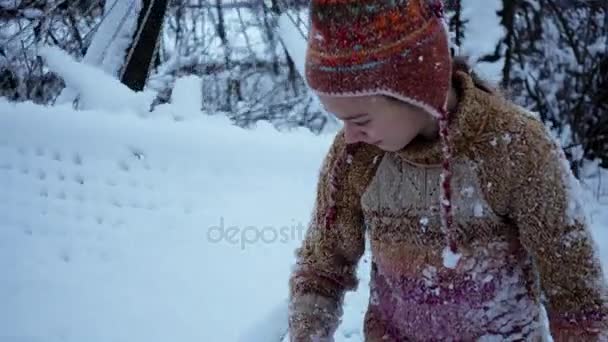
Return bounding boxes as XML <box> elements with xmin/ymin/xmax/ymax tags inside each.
<box><xmin>287</xmin><ymin>131</ymin><xmax>382</xmax><ymax>342</ymax></box>
<box><xmin>507</xmin><ymin>117</ymin><xmax>608</xmax><ymax>340</ymax></box>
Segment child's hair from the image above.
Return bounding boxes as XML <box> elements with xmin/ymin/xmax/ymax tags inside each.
<box><xmin>451</xmin><ymin>55</ymin><xmax>503</xmax><ymax>96</ymax></box>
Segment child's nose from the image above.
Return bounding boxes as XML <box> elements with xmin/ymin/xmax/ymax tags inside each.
<box><xmin>344</xmin><ymin>124</ymin><xmax>365</xmax><ymax>144</ymax></box>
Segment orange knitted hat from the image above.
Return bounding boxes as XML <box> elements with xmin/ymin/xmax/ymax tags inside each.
<box><xmin>304</xmin><ymin>0</ymin><xmax>452</xmax><ymax>118</ymax></box>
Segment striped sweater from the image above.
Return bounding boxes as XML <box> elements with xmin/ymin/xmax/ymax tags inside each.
<box><xmin>288</xmin><ymin>71</ymin><xmax>608</xmax><ymax>341</ymax></box>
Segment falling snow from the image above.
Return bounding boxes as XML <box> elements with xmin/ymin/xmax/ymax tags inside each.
<box><xmin>474</xmin><ymin>202</ymin><xmax>484</xmax><ymax>218</ymax></box>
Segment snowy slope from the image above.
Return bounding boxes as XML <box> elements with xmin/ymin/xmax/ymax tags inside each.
<box><xmin>0</xmin><ymin>96</ymin><xmax>337</xmax><ymax>341</ymax></box>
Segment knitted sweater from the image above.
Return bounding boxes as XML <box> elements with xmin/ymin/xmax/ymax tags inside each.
<box><xmin>288</xmin><ymin>71</ymin><xmax>608</xmax><ymax>341</ymax></box>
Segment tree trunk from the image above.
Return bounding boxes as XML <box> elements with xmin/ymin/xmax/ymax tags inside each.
<box><xmin>499</xmin><ymin>0</ymin><xmax>518</xmax><ymax>89</ymax></box>
<box><xmin>213</xmin><ymin>0</ymin><xmax>240</xmax><ymax>110</ymax></box>
<box><xmin>448</xmin><ymin>0</ymin><xmax>465</xmax><ymax>50</ymax></box>
<box><xmin>120</xmin><ymin>0</ymin><xmax>169</xmax><ymax>91</ymax></box>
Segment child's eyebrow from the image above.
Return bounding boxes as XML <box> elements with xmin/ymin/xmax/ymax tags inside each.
<box><xmin>343</xmin><ymin>112</ymin><xmax>369</xmax><ymax>121</ymax></box>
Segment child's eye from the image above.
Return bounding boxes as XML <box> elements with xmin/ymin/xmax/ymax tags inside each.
<box><xmin>354</xmin><ymin>120</ymin><xmax>370</xmax><ymax>126</ymax></box>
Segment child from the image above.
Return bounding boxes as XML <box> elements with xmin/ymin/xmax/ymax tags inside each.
<box><xmin>287</xmin><ymin>0</ymin><xmax>608</xmax><ymax>340</ymax></box>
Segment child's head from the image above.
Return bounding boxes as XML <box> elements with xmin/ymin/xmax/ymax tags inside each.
<box><xmin>305</xmin><ymin>0</ymin><xmax>453</xmax><ymax>151</ymax></box>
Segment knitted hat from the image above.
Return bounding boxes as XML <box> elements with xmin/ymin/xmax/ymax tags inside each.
<box><xmin>304</xmin><ymin>0</ymin><xmax>452</xmax><ymax>118</ymax></box>
<box><xmin>306</xmin><ymin>0</ymin><xmax>462</xmax><ymax>266</ymax></box>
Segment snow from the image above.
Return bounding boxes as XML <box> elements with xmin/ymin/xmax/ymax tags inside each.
<box><xmin>346</xmin><ymin>153</ymin><xmax>353</xmax><ymax>165</ymax></box>
<box><xmin>171</xmin><ymin>75</ymin><xmax>203</xmax><ymax>120</ymax></box>
<box><xmin>460</xmin><ymin>0</ymin><xmax>504</xmax><ymax>82</ymax></box>
<box><xmin>0</xmin><ymin>96</ymin><xmax>333</xmax><ymax>341</ymax></box>
<box><xmin>474</xmin><ymin>202</ymin><xmax>484</xmax><ymax>218</ymax></box>
<box><xmin>40</xmin><ymin>46</ymin><xmax>155</xmax><ymax>114</ymax></box>
<box><xmin>85</xmin><ymin>0</ymin><xmax>141</xmax><ymax>78</ymax></box>
<box><xmin>442</xmin><ymin>246</ymin><xmax>462</xmax><ymax>269</ymax></box>
<box><xmin>55</xmin><ymin>0</ymin><xmax>142</xmax><ymax>106</ymax></box>
<box><xmin>0</xmin><ymin>0</ymin><xmax>18</xmax><ymax>9</ymax></box>
<box><xmin>1</xmin><ymin>12</ymin><xmax>607</xmax><ymax>340</ymax></box>
<box><xmin>541</xmin><ymin>124</ymin><xmax>590</xmax><ymax>226</ymax></box>
<box><xmin>420</xmin><ymin>216</ymin><xmax>429</xmax><ymax>232</ymax></box>
<box><xmin>461</xmin><ymin>186</ymin><xmax>475</xmax><ymax>197</ymax></box>
<box><xmin>277</xmin><ymin>13</ymin><xmax>308</xmax><ymax>86</ymax></box>
<box><xmin>556</xmin><ymin>148</ymin><xmax>590</xmax><ymax>225</ymax></box>
<box><xmin>22</xmin><ymin>8</ymin><xmax>44</xmax><ymax>19</ymax></box>
<box><xmin>237</xmin><ymin>298</ymin><xmax>289</xmax><ymax>342</ymax></box>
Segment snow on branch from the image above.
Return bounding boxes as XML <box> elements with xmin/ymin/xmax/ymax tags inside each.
<box><xmin>39</xmin><ymin>45</ymin><xmax>155</xmax><ymax>114</ymax></box>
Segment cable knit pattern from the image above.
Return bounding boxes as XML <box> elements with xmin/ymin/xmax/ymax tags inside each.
<box><xmin>361</xmin><ymin>154</ymin><xmax>543</xmax><ymax>340</ymax></box>
<box><xmin>288</xmin><ymin>71</ymin><xmax>608</xmax><ymax>341</ymax></box>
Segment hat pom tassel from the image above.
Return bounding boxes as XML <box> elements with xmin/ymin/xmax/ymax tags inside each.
<box><xmin>438</xmin><ymin>107</ymin><xmax>461</xmax><ymax>269</ymax></box>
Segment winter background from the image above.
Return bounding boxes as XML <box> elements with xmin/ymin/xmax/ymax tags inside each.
<box><xmin>0</xmin><ymin>0</ymin><xmax>607</xmax><ymax>341</ymax></box>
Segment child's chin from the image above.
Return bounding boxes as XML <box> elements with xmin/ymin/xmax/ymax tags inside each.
<box><xmin>378</xmin><ymin>144</ymin><xmax>399</xmax><ymax>152</ymax></box>
<box><xmin>366</xmin><ymin>141</ymin><xmax>401</xmax><ymax>152</ymax></box>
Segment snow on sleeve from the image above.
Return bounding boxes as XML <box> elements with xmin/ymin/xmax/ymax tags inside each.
<box><xmin>517</xmin><ymin>105</ymin><xmax>590</xmax><ymax>226</ymax></box>
<box><xmin>460</xmin><ymin>186</ymin><xmax>474</xmax><ymax>197</ymax></box>
<box><xmin>442</xmin><ymin>246</ymin><xmax>462</xmax><ymax>269</ymax></box>
<box><xmin>542</xmin><ymin>125</ymin><xmax>589</xmax><ymax>226</ymax></box>
<box><xmin>554</xmin><ymin>148</ymin><xmax>589</xmax><ymax>226</ymax></box>
<box><xmin>473</xmin><ymin>202</ymin><xmax>484</xmax><ymax>218</ymax></box>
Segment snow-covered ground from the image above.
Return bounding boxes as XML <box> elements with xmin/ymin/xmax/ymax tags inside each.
<box><xmin>0</xmin><ymin>94</ymin><xmax>330</xmax><ymax>341</ymax></box>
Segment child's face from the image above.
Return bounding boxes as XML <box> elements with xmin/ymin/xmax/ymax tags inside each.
<box><xmin>318</xmin><ymin>94</ymin><xmax>435</xmax><ymax>152</ymax></box>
